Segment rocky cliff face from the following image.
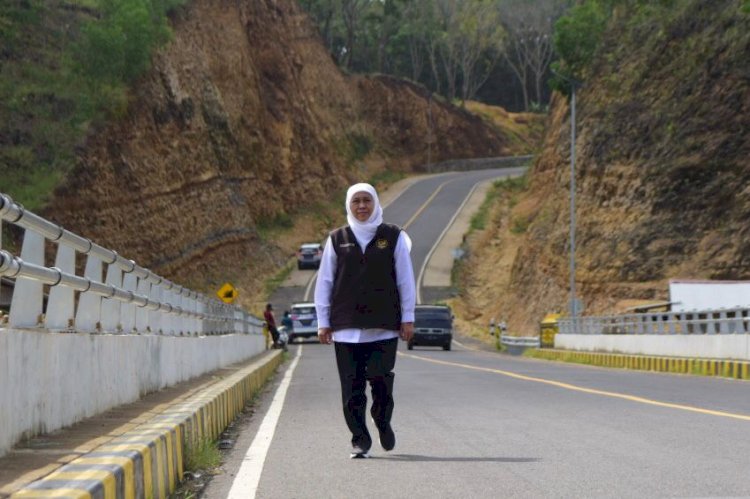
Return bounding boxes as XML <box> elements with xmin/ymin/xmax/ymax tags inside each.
<box><xmin>44</xmin><ymin>0</ymin><xmax>510</xmax><ymax>295</ymax></box>
<box><xmin>457</xmin><ymin>0</ymin><xmax>750</xmax><ymax>336</ymax></box>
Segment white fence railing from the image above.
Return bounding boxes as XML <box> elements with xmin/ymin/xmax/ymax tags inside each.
<box><xmin>558</xmin><ymin>309</ymin><xmax>750</xmax><ymax>335</ymax></box>
<box><xmin>0</xmin><ymin>192</ymin><xmax>263</xmax><ymax>336</ymax></box>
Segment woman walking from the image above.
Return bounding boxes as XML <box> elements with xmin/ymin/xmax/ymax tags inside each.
<box><xmin>315</xmin><ymin>183</ymin><xmax>415</xmax><ymax>458</ymax></box>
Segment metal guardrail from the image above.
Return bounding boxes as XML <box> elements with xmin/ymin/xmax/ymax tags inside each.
<box><xmin>0</xmin><ymin>192</ymin><xmax>263</xmax><ymax>336</ymax></box>
<box><xmin>558</xmin><ymin>309</ymin><xmax>750</xmax><ymax>335</ymax></box>
<box><xmin>500</xmin><ymin>334</ymin><xmax>540</xmax><ymax>348</ymax></box>
<box><xmin>425</xmin><ymin>155</ymin><xmax>533</xmax><ymax>173</ymax></box>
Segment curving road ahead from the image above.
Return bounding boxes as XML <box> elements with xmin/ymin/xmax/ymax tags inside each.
<box><xmin>270</xmin><ymin>167</ymin><xmax>526</xmax><ymax>310</ymax></box>
<box><xmin>202</xmin><ymin>170</ymin><xmax>750</xmax><ymax>499</ymax></box>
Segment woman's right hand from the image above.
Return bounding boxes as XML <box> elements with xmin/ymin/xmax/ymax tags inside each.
<box><xmin>317</xmin><ymin>327</ymin><xmax>333</xmax><ymax>344</ymax></box>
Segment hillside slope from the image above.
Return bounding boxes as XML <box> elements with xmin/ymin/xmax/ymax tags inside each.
<box><xmin>455</xmin><ymin>0</ymin><xmax>750</xmax><ymax>336</ymax></box>
<box><xmin>36</xmin><ymin>0</ymin><xmax>522</xmax><ymax>300</ymax></box>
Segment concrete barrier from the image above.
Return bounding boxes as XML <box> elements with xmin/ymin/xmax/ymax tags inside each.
<box><xmin>8</xmin><ymin>349</ymin><xmax>282</xmax><ymax>499</ymax></box>
<box><xmin>0</xmin><ymin>329</ymin><xmax>266</xmax><ymax>458</ymax></box>
<box><xmin>527</xmin><ymin>348</ymin><xmax>750</xmax><ymax>380</ymax></box>
<box><xmin>555</xmin><ymin>333</ymin><xmax>750</xmax><ymax>361</ymax></box>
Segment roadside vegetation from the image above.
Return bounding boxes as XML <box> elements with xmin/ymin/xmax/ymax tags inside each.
<box><xmin>184</xmin><ymin>437</ymin><xmax>221</xmax><ymax>472</ymax></box>
<box><xmin>448</xmin><ymin>173</ymin><xmax>529</xmax><ymax>347</ymax></box>
<box><xmin>302</xmin><ymin>0</ymin><xmax>567</xmax><ymax>110</ymax></box>
<box><xmin>0</xmin><ymin>0</ymin><xmax>188</xmax><ymax>211</ymax></box>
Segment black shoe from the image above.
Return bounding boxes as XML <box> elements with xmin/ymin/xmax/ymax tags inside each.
<box><xmin>377</xmin><ymin>423</ymin><xmax>395</xmax><ymax>451</ymax></box>
<box><xmin>350</xmin><ymin>443</ymin><xmax>370</xmax><ymax>459</ymax></box>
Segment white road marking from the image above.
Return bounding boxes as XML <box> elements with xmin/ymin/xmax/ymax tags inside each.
<box><xmin>303</xmin><ymin>270</ymin><xmax>317</xmax><ymax>301</ymax></box>
<box><xmin>227</xmin><ymin>346</ymin><xmax>302</xmax><ymax>499</ymax></box>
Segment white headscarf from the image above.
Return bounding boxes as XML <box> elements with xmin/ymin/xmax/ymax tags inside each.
<box><xmin>346</xmin><ymin>183</ymin><xmax>382</xmax><ymax>248</ymax></box>
<box><xmin>345</xmin><ymin>182</ymin><xmax>412</xmax><ymax>252</ymax></box>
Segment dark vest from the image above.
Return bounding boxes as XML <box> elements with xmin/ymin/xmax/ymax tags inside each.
<box><xmin>330</xmin><ymin>223</ymin><xmax>402</xmax><ymax>331</ymax></box>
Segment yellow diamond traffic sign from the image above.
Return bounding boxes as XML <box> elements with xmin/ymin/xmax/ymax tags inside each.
<box><xmin>217</xmin><ymin>282</ymin><xmax>238</xmax><ymax>304</ymax></box>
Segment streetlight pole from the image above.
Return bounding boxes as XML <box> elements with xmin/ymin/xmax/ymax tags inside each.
<box><xmin>552</xmin><ymin>70</ymin><xmax>582</xmax><ymax>320</ymax></box>
<box><xmin>569</xmin><ymin>83</ymin><xmax>578</xmax><ymax>319</ymax></box>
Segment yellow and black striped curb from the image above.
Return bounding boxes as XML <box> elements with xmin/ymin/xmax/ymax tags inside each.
<box><xmin>526</xmin><ymin>349</ymin><xmax>750</xmax><ymax>380</ymax></box>
<box><xmin>10</xmin><ymin>350</ymin><xmax>283</xmax><ymax>499</ymax></box>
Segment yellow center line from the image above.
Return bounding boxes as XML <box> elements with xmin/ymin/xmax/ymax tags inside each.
<box><xmin>402</xmin><ymin>179</ymin><xmax>451</xmax><ymax>229</ymax></box>
<box><xmin>400</xmin><ymin>352</ymin><xmax>750</xmax><ymax>422</ymax></box>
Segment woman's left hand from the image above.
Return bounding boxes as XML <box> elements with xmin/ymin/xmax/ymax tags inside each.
<box><xmin>399</xmin><ymin>322</ymin><xmax>414</xmax><ymax>342</ymax></box>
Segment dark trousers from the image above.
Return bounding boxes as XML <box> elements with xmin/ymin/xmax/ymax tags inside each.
<box><xmin>334</xmin><ymin>338</ymin><xmax>398</xmax><ymax>448</ymax></box>
<box><xmin>268</xmin><ymin>325</ymin><xmax>279</xmax><ymax>344</ymax></box>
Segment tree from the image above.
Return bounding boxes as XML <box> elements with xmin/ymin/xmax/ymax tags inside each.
<box><xmin>396</xmin><ymin>0</ymin><xmax>436</xmax><ymax>82</ymax></box>
<box><xmin>551</xmin><ymin>0</ymin><xmax>609</xmax><ymax>94</ymax></box>
<box><xmin>341</xmin><ymin>0</ymin><xmax>368</xmax><ymax>69</ymax></box>
<box><xmin>303</xmin><ymin>0</ymin><xmax>340</xmax><ymax>57</ymax></box>
<box><xmin>456</xmin><ymin>0</ymin><xmax>504</xmax><ymax>102</ymax></box>
<box><xmin>431</xmin><ymin>0</ymin><xmax>505</xmax><ymax>103</ymax></box>
<box><xmin>499</xmin><ymin>0</ymin><xmax>568</xmax><ymax>110</ymax></box>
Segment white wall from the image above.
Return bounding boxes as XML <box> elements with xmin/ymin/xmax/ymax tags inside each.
<box><xmin>555</xmin><ymin>333</ymin><xmax>750</xmax><ymax>361</ymax></box>
<box><xmin>0</xmin><ymin>329</ymin><xmax>265</xmax><ymax>457</ymax></box>
<box><xmin>669</xmin><ymin>280</ymin><xmax>750</xmax><ymax>311</ymax></box>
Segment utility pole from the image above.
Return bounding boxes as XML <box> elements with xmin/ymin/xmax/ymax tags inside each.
<box><xmin>552</xmin><ymin>70</ymin><xmax>582</xmax><ymax>320</ymax></box>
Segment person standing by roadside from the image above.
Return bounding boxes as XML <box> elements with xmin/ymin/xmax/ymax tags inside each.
<box><xmin>315</xmin><ymin>182</ymin><xmax>415</xmax><ymax>459</ymax></box>
<box><xmin>264</xmin><ymin>303</ymin><xmax>280</xmax><ymax>348</ymax></box>
<box><xmin>281</xmin><ymin>310</ymin><xmax>293</xmax><ymax>331</ymax></box>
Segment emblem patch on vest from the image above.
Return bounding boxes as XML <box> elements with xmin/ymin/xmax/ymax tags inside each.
<box><xmin>376</xmin><ymin>238</ymin><xmax>389</xmax><ymax>249</ymax></box>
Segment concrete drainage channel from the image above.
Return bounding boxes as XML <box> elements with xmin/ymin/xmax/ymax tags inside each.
<box><xmin>10</xmin><ymin>350</ymin><xmax>283</xmax><ymax>499</ymax></box>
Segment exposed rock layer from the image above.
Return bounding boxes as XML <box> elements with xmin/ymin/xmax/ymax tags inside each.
<box><xmin>45</xmin><ymin>0</ymin><xmax>511</xmax><ymax>293</ymax></box>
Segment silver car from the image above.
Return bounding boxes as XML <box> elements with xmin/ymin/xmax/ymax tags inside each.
<box><xmin>289</xmin><ymin>302</ymin><xmax>318</xmax><ymax>343</ymax></box>
<box><xmin>297</xmin><ymin>243</ymin><xmax>323</xmax><ymax>270</ymax></box>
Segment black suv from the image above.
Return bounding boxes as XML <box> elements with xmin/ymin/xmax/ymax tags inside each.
<box><xmin>409</xmin><ymin>305</ymin><xmax>453</xmax><ymax>351</ymax></box>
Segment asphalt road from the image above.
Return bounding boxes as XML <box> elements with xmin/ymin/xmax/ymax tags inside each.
<box><xmin>205</xmin><ymin>341</ymin><xmax>750</xmax><ymax>498</ymax></box>
<box><xmin>202</xmin><ymin>170</ymin><xmax>750</xmax><ymax>498</ymax></box>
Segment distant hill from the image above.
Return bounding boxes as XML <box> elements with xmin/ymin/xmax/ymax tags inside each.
<box><xmin>454</xmin><ymin>0</ymin><xmax>750</xmax><ymax>336</ymax></box>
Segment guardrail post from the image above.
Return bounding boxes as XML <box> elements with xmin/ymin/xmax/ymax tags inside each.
<box><xmin>136</xmin><ymin>277</ymin><xmax>151</xmax><ymax>333</ymax></box>
<box><xmin>9</xmin><ymin>231</ymin><xmax>45</xmax><ymax>328</ymax></box>
<box><xmin>150</xmin><ymin>283</ymin><xmax>164</xmax><ymax>334</ymax></box>
<box><xmin>636</xmin><ymin>315</ymin><xmax>645</xmax><ymax>334</ymax></box>
<box><xmin>718</xmin><ymin>310</ymin><xmax>730</xmax><ymax>334</ymax></box>
<box><xmin>100</xmin><ymin>262</ymin><xmax>123</xmax><ymax>333</ymax></box>
<box><xmin>164</xmin><ymin>286</ymin><xmax>176</xmax><ymax>335</ymax></box>
<box><xmin>185</xmin><ymin>291</ymin><xmax>193</xmax><ymax>335</ymax></box>
<box><xmin>706</xmin><ymin>313</ymin><xmax>717</xmax><ymax>334</ymax></box>
<box><xmin>75</xmin><ymin>253</ymin><xmax>103</xmax><ymax>333</ymax></box>
<box><xmin>121</xmin><ymin>271</ymin><xmax>137</xmax><ymax>333</ymax></box>
<box><xmin>46</xmin><ymin>244</ymin><xmax>76</xmax><ymax>330</ymax></box>
<box><xmin>734</xmin><ymin>311</ymin><xmax>746</xmax><ymax>334</ymax></box>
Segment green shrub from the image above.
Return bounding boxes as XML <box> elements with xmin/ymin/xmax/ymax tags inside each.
<box><xmin>184</xmin><ymin>438</ymin><xmax>221</xmax><ymax>471</ymax></box>
<box><xmin>510</xmin><ymin>216</ymin><xmax>530</xmax><ymax>234</ymax></box>
<box><xmin>75</xmin><ymin>0</ymin><xmax>176</xmax><ymax>85</ymax></box>
<box><xmin>1</xmin><ymin>0</ymin><xmax>189</xmax><ymax>209</ymax></box>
